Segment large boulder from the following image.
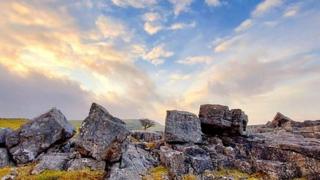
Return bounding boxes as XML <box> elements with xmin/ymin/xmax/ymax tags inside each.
<box><xmin>182</xmin><ymin>146</ymin><xmax>213</xmax><ymax>174</ymax></box>
<box><xmin>159</xmin><ymin>146</ymin><xmax>188</xmax><ymax>178</ymax></box>
<box><xmin>199</xmin><ymin>104</ymin><xmax>248</xmax><ymax>136</ymax></box>
<box><xmin>108</xmin><ymin>142</ymin><xmax>158</xmax><ymax>180</ymax></box>
<box><xmin>164</xmin><ymin>110</ymin><xmax>202</xmax><ymax>143</ymax></box>
<box><xmin>75</xmin><ymin>103</ymin><xmax>129</xmax><ymax>162</ymax></box>
<box><xmin>0</xmin><ymin>148</ymin><xmax>11</xmax><ymax>168</ymax></box>
<box><xmin>266</xmin><ymin>112</ymin><xmax>293</xmax><ymax>128</ymax></box>
<box><xmin>0</xmin><ymin>128</ymin><xmax>13</xmax><ymax>146</ymax></box>
<box><xmin>31</xmin><ymin>153</ymin><xmax>72</xmax><ymax>174</ymax></box>
<box><xmin>5</xmin><ymin>108</ymin><xmax>75</xmax><ymax>164</ymax></box>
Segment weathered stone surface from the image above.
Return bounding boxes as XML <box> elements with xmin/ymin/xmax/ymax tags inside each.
<box><xmin>5</xmin><ymin>108</ymin><xmax>75</xmax><ymax>164</ymax></box>
<box><xmin>0</xmin><ymin>148</ymin><xmax>11</xmax><ymax>168</ymax></box>
<box><xmin>183</xmin><ymin>146</ymin><xmax>213</xmax><ymax>174</ymax></box>
<box><xmin>67</xmin><ymin>158</ymin><xmax>106</xmax><ymax>171</ymax></box>
<box><xmin>131</xmin><ymin>130</ymin><xmax>162</xmax><ymax>142</ymax></box>
<box><xmin>164</xmin><ymin>110</ymin><xmax>202</xmax><ymax>143</ymax></box>
<box><xmin>159</xmin><ymin>146</ymin><xmax>187</xmax><ymax>177</ymax></box>
<box><xmin>266</xmin><ymin>112</ymin><xmax>293</xmax><ymax>128</ymax></box>
<box><xmin>0</xmin><ymin>128</ymin><xmax>13</xmax><ymax>146</ymax></box>
<box><xmin>199</xmin><ymin>104</ymin><xmax>247</xmax><ymax>136</ymax></box>
<box><xmin>108</xmin><ymin>143</ymin><xmax>157</xmax><ymax>180</ymax></box>
<box><xmin>32</xmin><ymin>153</ymin><xmax>71</xmax><ymax>174</ymax></box>
<box><xmin>75</xmin><ymin>103</ymin><xmax>129</xmax><ymax>161</ymax></box>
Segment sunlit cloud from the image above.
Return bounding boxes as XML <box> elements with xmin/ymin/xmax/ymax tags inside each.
<box><xmin>168</xmin><ymin>0</ymin><xmax>193</xmax><ymax>16</ymax></box>
<box><xmin>143</xmin><ymin>44</ymin><xmax>174</xmax><ymax>65</ymax></box>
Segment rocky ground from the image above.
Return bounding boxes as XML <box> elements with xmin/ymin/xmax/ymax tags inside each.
<box><xmin>0</xmin><ymin>103</ymin><xmax>319</xmax><ymax>180</ymax></box>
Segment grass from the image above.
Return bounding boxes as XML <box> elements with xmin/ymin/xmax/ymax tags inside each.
<box><xmin>0</xmin><ymin>118</ymin><xmax>28</xmax><ymax>130</ymax></box>
<box><xmin>204</xmin><ymin>169</ymin><xmax>266</xmax><ymax>180</ymax></box>
<box><xmin>143</xmin><ymin>166</ymin><xmax>169</xmax><ymax>180</ymax></box>
<box><xmin>0</xmin><ymin>164</ymin><xmax>104</xmax><ymax>180</ymax></box>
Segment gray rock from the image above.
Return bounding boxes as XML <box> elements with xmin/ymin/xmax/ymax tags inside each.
<box><xmin>67</xmin><ymin>158</ymin><xmax>106</xmax><ymax>171</ymax></box>
<box><xmin>0</xmin><ymin>128</ymin><xmax>13</xmax><ymax>146</ymax></box>
<box><xmin>0</xmin><ymin>148</ymin><xmax>11</xmax><ymax>168</ymax></box>
<box><xmin>183</xmin><ymin>146</ymin><xmax>213</xmax><ymax>174</ymax></box>
<box><xmin>159</xmin><ymin>146</ymin><xmax>188</xmax><ymax>177</ymax></box>
<box><xmin>31</xmin><ymin>153</ymin><xmax>71</xmax><ymax>174</ymax></box>
<box><xmin>164</xmin><ymin>110</ymin><xmax>202</xmax><ymax>143</ymax></box>
<box><xmin>266</xmin><ymin>112</ymin><xmax>293</xmax><ymax>128</ymax></box>
<box><xmin>108</xmin><ymin>143</ymin><xmax>157</xmax><ymax>180</ymax></box>
<box><xmin>199</xmin><ymin>104</ymin><xmax>248</xmax><ymax>136</ymax></box>
<box><xmin>5</xmin><ymin>108</ymin><xmax>75</xmax><ymax>164</ymax></box>
<box><xmin>75</xmin><ymin>103</ymin><xmax>130</xmax><ymax>162</ymax></box>
<box><xmin>131</xmin><ymin>130</ymin><xmax>162</xmax><ymax>142</ymax></box>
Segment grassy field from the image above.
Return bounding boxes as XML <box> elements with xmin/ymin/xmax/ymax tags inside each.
<box><xmin>0</xmin><ymin>118</ymin><xmax>164</xmax><ymax>132</ymax></box>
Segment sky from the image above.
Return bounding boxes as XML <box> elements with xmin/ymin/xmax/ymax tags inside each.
<box><xmin>0</xmin><ymin>0</ymin><xmax>319</xmax><ymax>124</ymax></box>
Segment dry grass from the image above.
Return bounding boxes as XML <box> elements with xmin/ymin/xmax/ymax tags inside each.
<box><xmin>204</xmin><ymin>169</ymin><xmax>266</xmax><ymax>180</ymax></box>
<box><xmin>143</xmin><ymin>166</ymin><xmax>169</xmax><ymax>180</ymax></box>
<box><xmin>0</xmin><ymin>164</ymin><xmax>104</xmax><ymax>180</ymax></box>
<box><xmin>0</xmin><ymin>118</ymin><xmax>28</xmax><ymax>130</ymax></box>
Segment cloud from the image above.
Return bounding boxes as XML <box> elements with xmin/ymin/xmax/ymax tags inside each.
<box><xmin>252</xmin><ymin>0</ymin><xmax>282</xmax><ymax>16</ymax></box>
<box><xmin>205</xmin><ymin>0</ymin><xmax>221</xmax><ymax>7</ymax></box>
<box><xmin>0</xmin><ymin>1</ymin><xmax>163</xmax><ymax>121</ymax></box>
<box><xmin>142</xmin><ymin>12</ymin><xmax>163</xmax><ymax>35</ymax></box>
<box><xmin>111</xmin><ymin>0</ymin><xmax>157</xmax><ymax>8</ymax></box>
<box><xmin>168</xmin><ymin>0</ymin><xmax>193</xmax><ymax>16</ymax></box>
<box><xmin>169</xmin><ymin>21</ymin><xmax>196</xmax><ymax>30</ymax></box>
<box><xmin>283</xmin><ymin>5</ymin><xmax>299</xmax><ymax>17</ymax></box>
<box><xmin>143</xmin><ymin>44</ymin><xmax>174</xmax><ymax>65</ymax></box>
<box><xmin>235</xmin><ymin>19</ymin><xmax>253</xmax><ymax>32</ymax></box>
<box><xmin>177</xmin><ymin>56</ymin><xmax>212</xmax><ymax>65</ymax></box>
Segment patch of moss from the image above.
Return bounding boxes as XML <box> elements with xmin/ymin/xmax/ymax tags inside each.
<box><xmin>143</xmin><ymin>166</ymin><xmax>169</xmax><ymax>180</ymax></box>
<box><xmin>0</xmin><ymin>164</ymin><xmax>104</xmax><ymax>180</ymax></box>
<box><xmin>204</xmin><ymin>169</ymin><xmax>266</xmax><ymax>180</ymax></box>
<box><xmin>182</xmin><ymin>174</ymin><xmax>197</xmax><ymax>180</ymax></box>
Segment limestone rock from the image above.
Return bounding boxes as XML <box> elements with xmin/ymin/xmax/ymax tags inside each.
<box><xmin>183</xmin><ymin>146</ymin><xmax>213</xmax><ymax>174</ymax></box>
<box><xmin>159</xmin><ymin>146</ymin><xmax>188</xmax><ymax>177</ymax></box>
<box><xmin>131</xmin><ymin>130</ymin><xmax>162</xmax><ymax>142</ymax></box>
<box><xmin>266</xmin><ymin>112</ymin><xmax>293</xmax><ymax>128</ymax></box>
<box><xmin>164</xmin><ymin>110</ymin><xmax>202</xmax><ymax>143</ymax></box>
<box><xmin>5</xmin><ymin>108</ymin><xmax>75</xmax><ymax>164</ymax></box>
<box><xmin>67</xmin><ymin>158</ymin><xmax>106</xmax><ymax>171</ymax></box>
<box><xmin>108</xmin><ymin>143</ymin><xmax>157</xmax><ymax>180</ymax></box>
<box><xmin>199</xmin><ymin>104</ymin><xmax>248</xmax><ymax>136</ymax></box>
<box><xmin>0</xmin><ymin>148</ymin><xmax>11</xmax><ymax>168</ymax></box>
<box><xmin>75</xmin><ymin>103</ymin><xmax>129</xmax><ymax>161</ymax></box>
<box><xmin>32</xmin><ymin>153</ymin><xmax>71</xmax><ymax>174</ymax></box>
<box><xmin>0</xmin><ymin>128</ymin><xmax>13</xmax><ymax>146</ymax></box>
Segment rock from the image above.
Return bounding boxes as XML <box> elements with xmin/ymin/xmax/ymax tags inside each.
<box><xmin>131</xmin><ymin>130</ymin><xmax>162</xmax><ymax>142</ymax></box>
<box><xmin>252</xmin><ymin>160</ymin><xmax>298</xmax><ymax>179</ymax></box>
<box><xmin>1</xmin><ymin>168</ymin><xmax>18</xmax><ymax>180</ymax></box>
<box><xmin>0</xmin><ymin>148</ymin><xmax>11</xmax><ymax>168</ymax></box>
<box><xmin>75</xmin><ymin>103</ymin><xmax>129</xmax><ymax>162</ymax></box>
<box><xmin>108</xmin><ymin>143</ymin><xmax>157</xmax><ymax>180</ymax></box>
<box><xmin>0</xmin><ymin>128</ymin><xmax>13</xmax><ymax>146</ymax></box>
<box><xmin>199</xmin><ymin>104</ymin><xmax>248</xmax><ymax>136</ymax></box>
<box><xmin>164</xmin><ymin>110</ymin><xmax>202</xmax><ymax>143</ymax></box>
<box><xmin>32</xmin><ymin>153</ymin><xmax>71</xmax><ymax>174</ymax></box>
<box><xmin>5</xmin><ymin>108</ymin><xmax>75</xmax><ymax>164</ymax></box>
<box><xmin>183</xmin><ymin>146</ymin><xmax>213</xmax><ymax>174</ymax></box>
<box><xmin>159</xmin><ymin>146</ymin><xmax>188</xmax><ymax>177</ymax></box>
<box><xmin>67</xmin><ymin>158</ymin><xmax>106</xmax><ymax>171</ymax></box>
<box><xmin>266</xmin><ymin>112</ymin><xmax>293</xmax><ymax>128</ymax></box>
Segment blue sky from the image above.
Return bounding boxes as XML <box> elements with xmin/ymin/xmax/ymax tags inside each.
<box><xmin>0</xmin><ymin>0</ymin><xmax>319</xmax><ymax>124</ymax></box>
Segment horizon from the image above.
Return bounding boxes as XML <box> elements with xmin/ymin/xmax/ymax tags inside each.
<box><xmin>0</xmin><ymin>0</ymin><xmax>319</xmax><ymax>125</ymax></box>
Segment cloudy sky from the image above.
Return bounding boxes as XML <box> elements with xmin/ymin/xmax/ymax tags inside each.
<box><xmin>0</xmin><ymin>0</ymin><xmax>319</xmax><ymax>124</ymax></box>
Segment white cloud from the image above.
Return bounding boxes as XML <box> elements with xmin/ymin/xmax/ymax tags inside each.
<box><xmin>235</xmin><ymin>19</ymin><xmax>253</xmax><ymax>32</ymax></box>
<box><xmin>111</xmin><ymin>0</ymin><xmax>157</xmax><ymax>8</ymax></box>
<box><xmin>283</xmin><ymin>5</ymin><xmax>299</xmax><ymax>17</ymax></box>
<box><xmin>205</xmin><ymin>0</ymin><xmax>221</xmax><ymax>7</ymax></box>
<box><xmin>143</xmin><ymin>44</ymin><xmax>174</xmax><ymax>65</ymax></box>
<box><xmin>144</xmin><ymin>22</ymin><xmax>163</xmax><ymax>35</ymax></box>
<box><xmin>168</xmin><ymin>0</ymin><xmax>193</xmax><ymax>16</ymax></box>
<box><xmin>252</xmin><ymin>0</ymin><xmax>282</xmax><ymax>16</ymax></box>
<box><xmin>177</xmin><ymin>56</ymin><xmax>212</xmax><ymax>65</ymax></box>
<box><xmin>95</xmin><ymin>15</ymin><xmax>129</xmax><ymax>40</ymax></box>
<box><xmin>169</xmin><ymin>21</ymin><xmax>196</xmax><ymax>30</ymax></box>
